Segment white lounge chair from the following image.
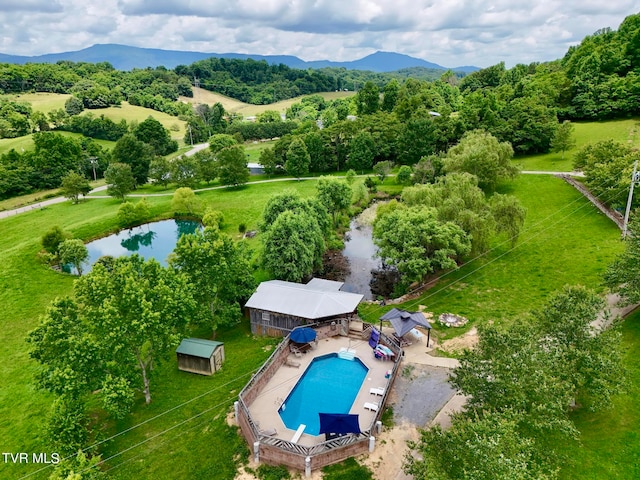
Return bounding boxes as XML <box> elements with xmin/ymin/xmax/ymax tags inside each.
<box><xmin>369</xmin><ymin>387</ymin><xmax>385</xmax><ymax>396</ymax></box>
<box><xmin>364</xmin><ymin>402</ymin><xmax>379</xmax><ymax>412</ymax></box>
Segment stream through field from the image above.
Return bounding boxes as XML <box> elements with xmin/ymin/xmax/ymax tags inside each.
<box><xmin>341</xmin><ymin>204</ymin><xmax>381</xmax><ymax>300</ymax></box>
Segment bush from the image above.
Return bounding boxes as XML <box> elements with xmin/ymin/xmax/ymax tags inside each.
<box><xmin>41</xmin><ymin>226</ymin><xmax>71</xmax><ymax>255</ymax></box>
<box><xmin>396</xmin><ymin>165</ymin><xmax>413</xmax><ymax>185</ymax></box>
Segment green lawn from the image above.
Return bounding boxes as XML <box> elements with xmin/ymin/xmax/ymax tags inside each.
<box><xmin>515</xmin><ymin>117</ymin><xmax>640</xmax><ymax>172</ymax></box>
<box><xmin>359</xmin><ymin>174</ymin><xmax>624</xmax><ymax>338</ymax></box>
<box><xmin>0</xmin><ymin>181</ymin><xmax>320</xmax><ymax>479</ymax></box>
<box><xmin>0</xmin><ymin>130</ymin><xmax>116</xmax><ymax>156</ymax></box>
<box><xmin>0</xmin><ymin>142</ymin><xmax>634</xmax><ymax>478</ymax></box>
<box><xmin>7</xmin><ymin>92</ymin><xmax>72</xmax><ymax>113</ymax></box>
<box><xmin>556</xmin><ymin>311</ymin><xmax>640</xmax><ymax>479</ymax></box>
<box><xmin>81</xmin><ymin>102</ymin><xmax>186</xmax><ymax>143</ymax></box>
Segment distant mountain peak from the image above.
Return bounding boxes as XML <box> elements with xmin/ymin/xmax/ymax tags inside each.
<box><xmin>0</xmin><ymin>43</ymin><xmax>479</xmax><ymax>73</ymax></box>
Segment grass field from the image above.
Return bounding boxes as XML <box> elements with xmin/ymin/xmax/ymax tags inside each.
<box><xmin>0</xmin><ymin>180</ymin><xmax>323</xmax><ymax>479</ymax></box>
<box><xmin>6</xmin><ymin>92</ymin><xmax>72</xmax><ymax>113</ymax></box>
<box><xmin>0</xmin><ymin>115</ymin><xmax>637</xmax><ymax>478</ymax></box>
<box><xmin>516</xmin><ymin>117</ymin><xmax>640</xmax><ymax>172</ymax></box>
<box><xmin>180</xmin><ymin>87</ymin><xmax>355</xmax><ymax>116</ymax></box>
<box><xmin>359</xmin><ymin>174</ymin><xmax>624</xmax><ymax>339</ymax></box>
<box><xmin>84</xmin><ymin>102</ymin><xmax>186</xmax><ymax>143</ymax></box>
<box><xmin>0</xmin><ymin>130</ymin><xmax>116</xmax><ymax>157</ymax></box>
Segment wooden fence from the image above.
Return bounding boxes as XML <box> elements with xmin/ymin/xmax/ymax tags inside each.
<box><xmin>236</xmin><ymin>321</ymin><xmax>403</xmax><ymax>473</ymax></box>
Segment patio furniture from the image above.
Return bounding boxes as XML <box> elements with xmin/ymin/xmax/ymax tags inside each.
<box><xmin>364</xmin><ymin>402</ymin><xmax>379</xmax><ymax>412</ymax></box>
<box><xmin>369</xmin><ymin>387</ymin><xmax>385</xmax><ymax>396</ymax></box>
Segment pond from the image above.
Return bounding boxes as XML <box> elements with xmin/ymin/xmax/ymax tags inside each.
<box><xmin>69</xmin><ymin>219</ymin><xmax>201</xmax><ymax>274</ymax></box>
<box><xmin>341</xmin><ymin>205</ymin><xmax>381</xmax><ymax>300</ymax></box>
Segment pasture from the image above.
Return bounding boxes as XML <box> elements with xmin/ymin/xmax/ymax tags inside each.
<box><xmin>516</xmin><ymin>117</ymin><xmax>640</xmax><ymax>172</ymax></box>
<box><xmin>180</xmin><ymin>87</ymin><xmax>355</xmax><ymax>116</ymax></box>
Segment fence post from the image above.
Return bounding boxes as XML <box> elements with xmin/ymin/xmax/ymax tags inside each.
<box><xmin>369</xmin><ymin>436</ymin><xmax>375</xmax><ymax>452</ymax></box>
<box><xmin>305</xmin><ymin>456</ymin><xmax>311</xmax><ymax>477</ymax></box>
<box><xmin>234</xmin><ymin>401</ymin><xmax>239</xmax><ymax>423</ymax></box>
<box><xmin>253</xmin><ymin>441</ymin><xmax>260</xmax><ymax>463</ymax></box>
<box><xmin>376</xmin><ymin>420</ymin><xmax>382</xmax><ymax>434</ymax></box>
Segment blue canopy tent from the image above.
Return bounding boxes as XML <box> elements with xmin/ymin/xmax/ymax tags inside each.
<box><xmin>318</xmin><ymin>413</ymin><xmax>361</xmax><ymax>439</ymax></box>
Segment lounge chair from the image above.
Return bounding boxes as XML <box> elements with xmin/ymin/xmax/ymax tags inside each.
<box><xmin>369</xmin><ymin>386</ymin><xmax>385</xmax><ymax>396</ymax></box>
<box><xmin>364</xmin><ymin>402</ymin><xmax>379</xmax><ymax>412</ymax></box>
<box><xmin>259</xmin><ymin>427</ymin><xmax>277</xmax><ymax>436</ymax></box>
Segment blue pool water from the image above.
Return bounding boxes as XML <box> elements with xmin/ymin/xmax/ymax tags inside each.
<box><xmin>278</xmin><ymin>353</ymin><xmax>369</xmax><ymax>436</ymax></box>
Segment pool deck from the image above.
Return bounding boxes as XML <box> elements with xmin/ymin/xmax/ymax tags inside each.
<box><xmin>248</xmin><ymin>335</ymin><xmax>394</xmax><ymax>447</ymax></box>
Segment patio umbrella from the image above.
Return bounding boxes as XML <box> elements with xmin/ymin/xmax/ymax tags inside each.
<box><xmin>318</xmin><ymin>413</ymin><xmax>361</xmax><ymax>435</ymax></box>
<box><xmin>290</xmin><ymin>327</ymin><xmax>317</xmax><ymax>344</ymax></box>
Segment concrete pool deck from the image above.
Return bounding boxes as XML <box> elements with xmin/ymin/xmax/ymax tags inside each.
<box><xmin>247</xmin><ymin>335</ymin><xmax>394</xmax><ymax>447</ymax></box>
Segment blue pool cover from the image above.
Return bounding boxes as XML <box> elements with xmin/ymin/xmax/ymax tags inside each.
<box><xmin>279</xmin><ymin>353</ymin><xmax>369</xmax><ymax>436</ymax></box>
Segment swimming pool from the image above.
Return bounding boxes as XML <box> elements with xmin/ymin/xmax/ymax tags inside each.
<box><xmin>278</xmin><ymin>353</ymin><xmax>369</xmax><ymax>436</ymax></box>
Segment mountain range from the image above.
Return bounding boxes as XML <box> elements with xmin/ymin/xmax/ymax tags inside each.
<box><xmin>0</xmin><ymin>43</ymin><xmax>479</xmax><ymax>74</ymax></box>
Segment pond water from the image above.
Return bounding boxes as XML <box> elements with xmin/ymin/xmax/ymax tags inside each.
<box><xmin>341</xmin><ymin>208</ymin><xmax>381</xmax><ymax>300</ymax></box>
<box><xmin>70</xmin><ymin>219</ymin><xmax>201</xmax><ymax>274</ymax></box>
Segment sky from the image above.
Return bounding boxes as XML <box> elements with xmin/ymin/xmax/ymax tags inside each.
<box><xmin>0</xmin><ymin>0</ymin><xmax>638</xmax><ymax>68</ymax></box>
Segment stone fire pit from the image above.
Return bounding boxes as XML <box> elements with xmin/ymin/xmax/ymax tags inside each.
<box><xmin>438</xmin><ymin>313</ymin><xmax>468</xmax><ymax>328</ymax></box>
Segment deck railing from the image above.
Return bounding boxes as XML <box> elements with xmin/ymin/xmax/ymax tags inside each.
<box><xmin>237</xmin><ymin>317</ymin><xmax>403</xmax><ymax>471</ymax></box>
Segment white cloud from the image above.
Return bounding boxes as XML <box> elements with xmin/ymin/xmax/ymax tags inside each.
<box><xmin>0</xmin><ymin>0</ymin><xmax>636</xmax><ymax>68</ymax></box>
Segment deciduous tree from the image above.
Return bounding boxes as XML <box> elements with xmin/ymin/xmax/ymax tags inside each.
<box><xmin>170</xmin><ymin>227</ymin><xmax>255</xmax><ymax>337</ymax></box>
<box><xmin>171</xmin><ymin>187</ymin><xmax>202</xmax><ymax>216</ymax></box>
<box><xmin>443</xmin><ymin>130</ymin><xmax>518</xmax><ymax>191</ymax></box>
<box><xmin>550</xmin><ymin>120</ymin><xmax>576</xmax><ymax>160</ymax></box>
<box><xmin>217</xmin><ymin>144</ymin><xmax>249</xmax><ymax>186</ymax></box>
<box><xmin>112</xmin><ymin>134</ymin><xmax>155</xmax><ymax>185</ymax></box>
<box><xmin>373</xmin><ymin>206</ymin><xmax>471</xmax><ymax>285</ymax></box>
<box><xmin>105</xmin><ymin>162</ymin><xmax>135</xmax><ymax>201</ymax></box>
<box><xmin>262</xmin><ymin>210</ymin><xmax>324</xmax><ymax>282</ymax></box>
<box><xmin>285</xmin><ymin>137</ymin><xmax>311</xmax><ymax>180</ymax></box>
<box><xmin>133</xmin><ymin>116</ymin><xmax>178</xmax><ymax>156</ymax></box>
<box><xmin>60</xmin><ymin>171</ymin><xmax>91</xmax><ymax>204</ymax></box>
<box><xmin>58</xmin><ymin>239</ymin><xmax>89</xmax><ymax>276</ymax></box>
<box><xmin>316</xmin><ymin>176</ymin><xmax>352</xmax><ymax>227</ymax></box>
<box><xmin>605</xmin><ymin>214</ymin><xmax>640</xmax><ymax>305</ymax></box>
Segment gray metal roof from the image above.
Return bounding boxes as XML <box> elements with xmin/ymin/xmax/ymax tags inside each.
<box><xmin>176</xmin><ymin>338</ymin><xmax>223</xmax><ymax>358</ymax></box>
<box><xmin>305</xmin><ymin>278</ymin><xmax>344</xmax><ymax>292</ymax></box>
<box><xmin>244</xmin><ymin>279</ymin><xmax>363</xmax><ymax>319</ymax></box>
<box><xmin>380</xmin><ymin>308</ymin><xmax>432</xmax><ymax>337</ymax></box>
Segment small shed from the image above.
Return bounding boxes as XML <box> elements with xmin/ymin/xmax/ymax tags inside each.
<box><xmin>176</xmin><ymin>338</ymin><xmax>225</xmax><ymax>376</ymax></box>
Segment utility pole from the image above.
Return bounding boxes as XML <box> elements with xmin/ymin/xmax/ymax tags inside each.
<box><xmin>622</xmin><ymin>160</ymin><xmax>639</xmax><ymax>238</ymax></box>
<box><xmin>188</xmin><ymin>124</ymin><xmax>193</xmax><ymax>146</ymax></box>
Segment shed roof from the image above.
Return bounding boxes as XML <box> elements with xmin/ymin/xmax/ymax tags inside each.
<box><xmin>176</xmin><ymin>338</ymin><xmax>223</xmax><ymax>358</ymax></box>
<box><xmin>245</xmin><ymin>279</ymin><xmax>363</xmax><ymax>320</ymax></box>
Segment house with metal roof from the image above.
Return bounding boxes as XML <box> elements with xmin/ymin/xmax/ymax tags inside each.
<box><xmin>176</xmin><ymin>338</ymin><xmax>225</xmax><ymax>376</ymax></box>
<box><xmin>245</xmin><ymin>279</ymin><xmax>364</xmax><ymax>336</ymax></box>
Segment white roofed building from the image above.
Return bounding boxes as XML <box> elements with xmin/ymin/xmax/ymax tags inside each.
<box><xmin>245</xmin><ymin>278</ymin><xmax>364</xmax><ymax>336</ymax></box>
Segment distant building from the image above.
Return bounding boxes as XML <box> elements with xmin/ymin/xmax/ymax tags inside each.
<box><xmin>247</xmin><ymin>162</ymin><xmax>265</xmax><ymax>175</ymax></box>
<box><xmin>245</xmin><ymin>279</ymin><xmax>363</xmax><ymax>336</ymax></box>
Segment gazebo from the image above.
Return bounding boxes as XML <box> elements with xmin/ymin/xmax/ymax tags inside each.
<box><xmin>380</xmin><ymin>308</ymin><xmax>432</xmax><ymax>347</ymax></box>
